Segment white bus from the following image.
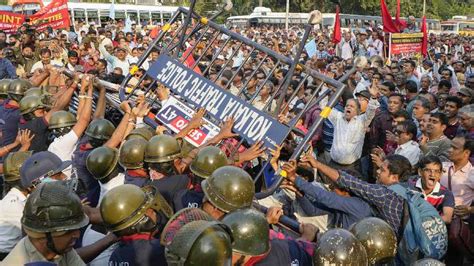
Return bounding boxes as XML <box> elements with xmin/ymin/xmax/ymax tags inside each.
<box><xmin>441</xmin><ymin>20</ymin><xmax>474</xmax><ymax>36</ymax></box>
<box><xmin>42</xmin><ymin>2</ymin><xmax>182</xmax><ymax>26</ymax></box>
<box><xmin>226</xmin><ymin>7</ymin><xmax>441</xmax><ymax>34</ymax></box>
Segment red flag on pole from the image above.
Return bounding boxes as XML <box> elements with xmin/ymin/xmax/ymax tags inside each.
<box><xmin>394</xmin><ymin>0</ymin><xmax>407</xmax><ymax>32</ymax></box>
<box><xmin>421</xmin><ymin>16</ymin><xmax>428</xmax><ymax>57</ymax></box>
<box><xmin>380</xmin><ymin>0</ymin><xmax>400</xmax><ymax>33</ymax></box>
<box><xmin>332</xmin><ymin>5</ymin><xmax>341</xmax><ymax>44</ymax></box>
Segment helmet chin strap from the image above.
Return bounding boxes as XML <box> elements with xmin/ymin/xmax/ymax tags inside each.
<box><xmin>46</xmin><ymin>232</ymin><xmax>62</xmax><ymax>256</ymax></box>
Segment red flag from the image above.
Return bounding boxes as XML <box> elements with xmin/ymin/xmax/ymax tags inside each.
<box><xmin>182</xmin><ymin>47</ymin><xmax>203</xmax><ymax>75</ymax></box>
<box><xmin>332</xmin><ymin>5</ymin><xmax>341</xmax><ymax>44</ymax></box>
<box><xmin>380</xmin><ymin>0</ymin><xmax>400</xmax><ymax>33</ymax></box>
<box><xmin>394</xmin><ymin>0</ymin><xmax>407</xmax><ymax>32</ymax></box>
<box><xmin>421</xmin><ymin>16</ymin><xmax>428</xmax><ymax>57</ymax></box>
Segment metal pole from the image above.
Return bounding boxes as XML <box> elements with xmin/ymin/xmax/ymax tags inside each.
<box><xmin>285</xmin><ymin>0</ymin><xmax>289</xmax><ymax>31</ymax></box>
<box><xmin>274</xmin><ymin>22</ymin><xmax>312</xmax><ymax>117</ymax></box>
<box><xmin>178</xmin><ymin>0</ymin><xmax>198</xmax><ymax>52</ymax></box>
<box><xmin>423</xmin><ymin>0</ymin><xmax>426</xmax><ymax>16</ymax></box>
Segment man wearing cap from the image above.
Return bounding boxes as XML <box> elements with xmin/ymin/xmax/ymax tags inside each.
<box><xmin>0</xmin><ymin>151</ymin><xmax>70</xmax><ymax>260</ymax></box>
<box><xmin>458</xmin><ymin>88</ymin><xmax>473</xmax><ymax>105</ymax></box>
<box><xmin>99</xmin><ymin>42</ymin><xmax>130</xmax><ymax>75</ymax></box>
<box><xmin>419</xmin><ymin>60</ymin><xmax>434</xmax><ymax>80</ymax></box>
<box><xmin>403</xmin><ymin>16</ymin><xmax>419</xmax><ymax>33</ymax></box>
<box><xmin>354</xmin><ymin>30</ymin><xmax>368</xmax><ymax>57</ymax></box>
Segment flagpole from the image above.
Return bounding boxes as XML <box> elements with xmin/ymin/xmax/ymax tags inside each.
<box><xmin>422</xmin><ymin>0</ymin><xmax>426</xmax><ymax>16</ymax></box>
<box><xmin>285</xmin><ymin>0</ymin><xmax>289</xmax><ymax>31</ymax></box>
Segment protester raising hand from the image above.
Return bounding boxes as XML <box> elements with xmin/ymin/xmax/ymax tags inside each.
<box><xmin>236</xmin><ymin>141</ymin><xmax>265</xmax><ymax>164</ymax></box>
<box><xmin>269</xmin><ymin>144</ymin><xmax>282</xmax><ymax>171</ymax></box>
<box><xmin>18</xmin><ymin>129</ymin><xmax>35</xmax><ymax>151</ymax></box>
<box><xmin>0</xmin><ymin>129</ymin><xmax>35</xmax><ymax>157</ymax></box>
<box><xmin>217</xmin><ymin>117</ymin><xmax>238</xmax><ymax>139</ymax></box>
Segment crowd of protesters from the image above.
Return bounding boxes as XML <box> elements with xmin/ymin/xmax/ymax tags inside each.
<box><xmin>0</xmin><ymin>13</ymin><xmax>472</xmax><ymax>265</ymax></box>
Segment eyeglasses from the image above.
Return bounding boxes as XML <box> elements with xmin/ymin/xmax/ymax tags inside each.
<box><xmin>423</xmin><ymin>168</ymin><xmax>442</xmax><ymax>174</ymax></box>
<box><xmin>394</xmin><ymin>130</ymin><xmax>406</xmax><ymax>135</ymax></box>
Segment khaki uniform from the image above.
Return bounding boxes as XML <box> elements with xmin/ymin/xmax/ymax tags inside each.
<box><xmin>1</xmin><ymin>237</ymin><xmax>85</xmax><ymax>266</ymax></box>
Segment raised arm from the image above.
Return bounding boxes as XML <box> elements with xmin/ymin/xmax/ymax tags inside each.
<box><xmin>44</xmin><ymin>76</ymin><xmax>78</xmax><ymax>123</ymax></box>
<box><xmin>72</xmin><ymin>76</ymin><xmax>94</xmax><ymax>138</ymax></box>
<box><xmin>93</xmin><ymin>85</ymin><xmax>106</xmax><ymax>119</ymax></box>
<box><xmin>104</xmin><ymin>101</ymin><xmax>132</xmax><ymax>148</ymax></box>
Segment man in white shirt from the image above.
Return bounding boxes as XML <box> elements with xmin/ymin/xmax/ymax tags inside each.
<box><xmin>30</xmin><ymin>48</ymin><xmax>63</xmax><ymax>73</ymax></box>
<box><xmin>394</xmin><ymin>120</ymin><xmax>421</xmax><ymax>166</ymax></box>
<box><xmin>99</xmin><ymin>43</ymin><xmax>130</xmax><ymax>75</ymax></box>
<box><xmin>337</xmin><ymin>32</ymin><xmax>355</xmax><ymax>60</ymax></box>
<box><xmin>368</xmin><ymin>31</ymin><xmax>384</xmax><ymax>57</ymax></box>
<box><xmin>328</xmin><ymin>87</ymin><xmax>380</xmax><ymax>174</ymax></box>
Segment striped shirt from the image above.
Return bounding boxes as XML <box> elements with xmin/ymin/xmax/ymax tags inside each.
<box><xmin>337</xmin><ymin>171</ymin><xmax>404</xmax><ymax>237</ymax></box>
<box><xmin>407</xmin><ymin>177</ymin><xmax>455</xmax><ymax>215</ymax></box>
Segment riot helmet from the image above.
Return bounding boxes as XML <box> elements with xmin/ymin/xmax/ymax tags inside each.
<box><xmin>190</xmin><ymin>146</ymin><xmax>228</xmax><ymax>179</ymax></box>
<box><xmin>100</xmin><ymin>184</ymin><xmax>173</xmax><ymax>236</ymax></box>
<box><xmin>201</xmin><ymin>166</ymin><xmax>254</xmax><ymax>213</ymax></box>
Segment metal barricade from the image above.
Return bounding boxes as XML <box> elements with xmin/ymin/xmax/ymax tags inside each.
<box><xmin>117</xmin><ymin>6</ymin><xmax>349</xmax><ymax>199</ymax></box>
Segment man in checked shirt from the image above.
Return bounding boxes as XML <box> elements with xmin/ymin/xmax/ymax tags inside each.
<box><xmin>285</xmin><ymin>154</ymin><xmax>431</xmax><ymax>264</ymax></box>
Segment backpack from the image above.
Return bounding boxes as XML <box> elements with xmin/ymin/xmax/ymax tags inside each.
<box><xmin>389</xmin><ymin>184</ymin><xmax>448</xmax><ymax>260</ymax></box>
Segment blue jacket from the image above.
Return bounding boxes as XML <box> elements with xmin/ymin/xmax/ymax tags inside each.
<box><xmin>0</xmin><ymin>58</ymin><xmax>17</xmax><ymax>79</ymax></box>
<box><xmin>294</xmin><ymin>176</ymin><xmax>374</xmax><ymax>229</ymax></box>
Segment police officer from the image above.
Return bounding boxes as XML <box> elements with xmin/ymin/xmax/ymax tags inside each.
<box><xmin>72</xmin><ymin>100</ymin><xmax>136</xmax><ymax>208</ymax></box>
<box><xmin>0</xmin><ymin>79</ymin><xmax>11</xmax><ymax>136</ymax></box>
<box><xmin>125</xmin><ymin>126</ymin><xmax>155</xmax><ymax>141</ymax></box>
<box><xmin>86</xmin><ymin>146</ymin><xmax>125</xmax><ymax>203</ymax></box>
<box><xmin>0</xmin><ymin>79</ymin><xmax>11</xmax><ymax>134</ymax></box>
<box><xmin>144</xmin><ymin>134</ymin><xmax>191</xmax><ymax>205</ymax></box>
<box><xmin>24</xmin><ymin>86</ymin><xmax>52</xmax><ymax>105</ymax></box>
<box><xmin>82</xmin><ymin>147</ymin><xmax>130</xmax><ymax>266</ymax></box>
<box><xmin>222</xmin><ymin>208</ymin><xmax>313</xmax><ymax>266</ymax></box>
<box><xmin>19</xmin><ymin>151</ymin><xmax>71</xmax><ymax>189</ymax></box>
<box><xmin>72</xmin><ymin>118</ymin><xmax>116</xmax><ymax>207</ymax></box>
<box><xmin>0</xmin><ymin>151</ymin><xmax>32</xmax><ymax>259</ymax></box>
<box><xmin>100</xmin><ymin>184</ymin><xmax>174</xmax><ymax>265</ymax></box>
<box><xmin>173</xmin><ymin>146</ymin><xmax>228</xmax><ymax>210</ymax></box>
<box><xmin>48</xmin><ymin>75</ymin><xmax>94</xmax><ymax>168</ymax></box>
<box><xmin>0</xmin><ymin>79</ymin><xmax>11</xmax><ymax>103</ymax></box>
<box><xmin>1</xmin><ymin>79</ymin><xmax>31</xmax><ymax>147</ymax></box>
<box><xmin>350</xmin><ymin>217</ymin><xmax>398</xmax><ymax>264</ymax></box>
<box><xmin>162</xmin><ymin>210</ymin><xmax>233</xmax><ymax>265</ymax></box>
<box><xmin>2</xmin><ymin>181</ymin><xmax>89</xmax><ymax>265</ymax></box>
<box><xmin>2</xmin><ymin>150</ymin><xmax>32</xmax><ymax>195</ymax></box>
<box><xmin>0</xmin><ymin>151</ymin><xmax>73</xmax><ymax>256</ymax></box>
<box><xmin>120</xmin><ymin>138</ymin><xmax>150</xmax><ymax>187</ymax></box>
<box><xmin>201</xmin><ymin>165</ymin><xmax>255</xmax><ymax>219</ymax></box>
<box><xmin>313</xmin><ymin>228</ymin><xmax>368</xmax><ymax>265</ymax></box>
<box><xmin>18</xmin><ymin>77</ymin><xmax>75</xmax><ymax>153</ymax></box>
